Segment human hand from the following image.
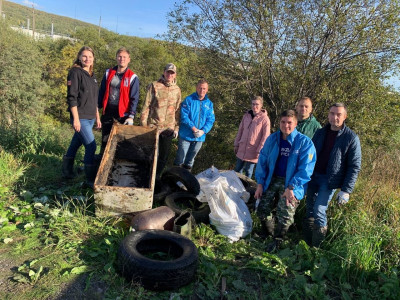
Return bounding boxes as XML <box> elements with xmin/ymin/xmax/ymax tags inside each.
<box><xmin>173</xmin><ymin>130</ymin><xmax>179</xmax><ymax>139</ymax></box>
<box><xmin>234</xmin><ymin>146</ymin><xmax>239</xmax><ymax>154</ymax></box>
<box><xmin>254</xmin><ymin>184</ymin><xmax>263</xmax><ymax>200</ymax></box>
<box><xmin>96</xmin><ymin>118</ymin><xmax>102</xmax><ymax>129</ymax></box>
<box><xmin>73</xmin><ymin>119</ymin><xmax>81</xmax><ymax>132</ymax></box>
<box><xmin>336</xmin><ymin>191</ymin><xmax>350</xmax><ymax>205</ymax></box>
<box><xmin>283</xmin><ymin>188</ymin><xmax>298</xmax><ymax>207</ymax></box>
<box><xmin>194</xmin><ymin>130</ymin><xmax>204</xmax><ymax>138</ymax></box>
<box><xmin>124</xmin><ymin>117</ymin><xmax>134</xmax><ymax>125</ymax></box>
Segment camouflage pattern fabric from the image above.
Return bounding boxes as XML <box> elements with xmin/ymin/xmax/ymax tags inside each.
<box><xmin>140</xmin><ymin>77</ymin><xmax>181</xmax><ymax>132</ymax></box>
<box><xmin>257</xmin><ymin>177</ymin><xmax>299</xmax><ymax>228</ymax></box>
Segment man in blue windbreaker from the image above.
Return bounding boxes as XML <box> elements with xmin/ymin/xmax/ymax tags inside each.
<box><xmin>174</xmin><ymin>79</ymin><xmax>215</xmax><ymax>171</ymax></box>
<box><xmin>255</xmin><ymin>109</ymin><xmax>316</xmax><ymax>252</ymax></box>
<box><xmin>303</xmin><ymin>103</ymin><xmax>361</xmax><ymax>248</ymax></box>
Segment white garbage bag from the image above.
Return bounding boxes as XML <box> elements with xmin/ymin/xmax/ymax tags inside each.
<box><xmin>196</xmin><ymin>166</ymin><xmax>253</xmax><ymax>242</ymax></box>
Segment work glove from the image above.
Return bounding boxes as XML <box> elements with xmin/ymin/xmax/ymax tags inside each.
<box><xmin>194</xmin><ymin>130</ymin><xmax>204</xmax><ymax>138</ymax></box>
<box><xmin>336</xmin><ymin>191</ymin><xmax>350</xmax><ymax>205</ymax></box>
<box><xmin>173</xmin><ymin>130</ymin><xmax>179</xmax><ymax>139</ymax></box>
<box><xmin>124</xmin><ymin>117</ymin><xmax>134</xmax><ymax>125</ymax></box>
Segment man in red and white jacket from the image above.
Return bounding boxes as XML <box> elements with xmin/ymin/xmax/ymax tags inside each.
<box><xmin>98</xmin><ymin>47</ymin><xmax>140</xmax><ymax>154</ymax></box>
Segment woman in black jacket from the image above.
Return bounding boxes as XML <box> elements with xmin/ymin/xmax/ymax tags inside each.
<box><xmin>62</xmin><ymin>46</ymin><xmax>101</xmax><ymax>187</ymax></box>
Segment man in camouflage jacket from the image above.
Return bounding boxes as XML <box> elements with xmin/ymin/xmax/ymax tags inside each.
<box><xmin>140</xmin><ymin>63</ymin><xmax>182</xmax><ymax>177</ymax></box>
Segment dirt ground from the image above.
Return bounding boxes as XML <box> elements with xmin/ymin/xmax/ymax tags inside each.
<box><xmin>0</xmin><ymin>248</ymin><xmax>106</xmax><ymax>300</ymax></box>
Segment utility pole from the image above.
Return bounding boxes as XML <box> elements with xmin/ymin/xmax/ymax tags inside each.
<box><xmin>98</xmin><ymin>15</ymin><xmax>101</xmax><ymax>37</ymax></box>
<box><xmin>32</xmin><ymin>4</ymin><xmax>35</xmax><ymax>39</ymax></box>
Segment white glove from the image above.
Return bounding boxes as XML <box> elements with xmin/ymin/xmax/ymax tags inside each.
<box><xmin>124</xmin><ymin>117</ymin><xmax>134</xmax><ymax>125</ymax></box>
<box><xmin>194</xmin><ymin>130</ymin><xmax>204</xmax><ymax>138</ymax></box>
<box><xmin>337</xmin><ymin>191</ymin><xmax>350</xmax><ymax>205</ymax></box>
<box><xmin>173</xmin><ymin>130</ymin><xmax>179</xmax><ymax>139</ymax></box>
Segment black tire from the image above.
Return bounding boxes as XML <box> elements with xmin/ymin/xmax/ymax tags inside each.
<box><xmin>165</xmin><ymin>191</ymin><xmax>210</xmax><ymax>224</ymax></box>
<box><xmin>117</xmin><ymin>230</ymin><xmax>198</xmax><ymax>291</ymax></box>
<box><xmin>153</xmin><ymin>178</ymin><xmax>172</xmax><ymax>204</ymax></box>
<box><xmin>162</xmin><ymin>166</ymin><xmax>200</xmax><ymax>195</ymax></box>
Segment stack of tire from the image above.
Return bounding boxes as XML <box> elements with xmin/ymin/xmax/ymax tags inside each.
<box><xmin>117</xmin><ymin>168</ymin><xmax>258</xmax><ymax>290</ymax></box>
<box><xmin>117</xmin><ymin>166</ymin><xmax>204</xmax><ymax>291</ymax></box>
<box><xmin>155</xmin><ymin>166</ymin><xmax>211</xmax><ymax>224</ymax></box>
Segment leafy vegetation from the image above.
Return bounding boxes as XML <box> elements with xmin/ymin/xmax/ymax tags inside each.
<box><xmin>0</xmin><ymin>1</ymin><xmax>400</xmax><ymax>299</ymax></box>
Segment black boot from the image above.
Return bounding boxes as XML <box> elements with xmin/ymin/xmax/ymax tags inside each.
<box><xmin>266</xmin><ymin>222</ymin><xmax>289</xmax><ymax>253</ymax></box>
<box><xmin>62</xmin><ymin>156</ymin><xmax>75</xmax><ymax>179</ymax></box>
<box><xmin>182</xmin><ymin>165</ymin><xmax>192</xmax><ymax>172</ymax></box>
<box><xmin>312</xmin><ymin>225</ymin><xmax>327</xmax><ymax>248</ymax></box>
<box><xmin>259</xmin><ymin>217</ymin><xmax>275</xmax><ymax>238</ymax></box>
<box><xmin>265</xmin><ymin>238</ymin><xmax>283</xmax><ymax>253</ymax></box>
<box><xmin>265</xmin><ymin>217</ymin><xmax>275</xmax><ymax>236</ymax></box>
<box><xmin>84</xmin><ymin>164</ymin><xmax>98</xmax><ymax>189</ymax></box>
<box><xmin>302</xmin><ymin>217</ymin><xmax>314</xmax><ymax>246</ymax></box>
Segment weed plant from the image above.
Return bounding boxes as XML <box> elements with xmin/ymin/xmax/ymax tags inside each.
<box><xmin>0</xmin><ymin>119</ymin><xmax>399</xmax><ymax>299</ymax></box>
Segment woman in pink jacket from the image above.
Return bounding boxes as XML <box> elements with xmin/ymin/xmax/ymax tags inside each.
<box><xmin>234</xmin><ymin>96</ymin><xmax>270</xmax><ymax>178</ymax></box>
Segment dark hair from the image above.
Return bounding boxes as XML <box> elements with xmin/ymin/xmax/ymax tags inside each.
<box><xmin>116</xmin><ymin>47</ymin><xmax>130</xmax><ymax>57</ymax></box>
<box><xmin>280</xmin><ymin>109</ymin><xmax>297</xmax><ymax>120</ymax></box>
<box><xmin>73</xmin><ymin>46</ymin><xmax>95</xmax><ymax>75</ymax></box>
<box><xmin>330</xmin><ymin>102</ymin><xmax>347</xmax><ymax>113</ymax></box>
<box><xmin>197</xmin><ymin>79</ymin><xmax>208</xmax><ymax>86</ymax></box>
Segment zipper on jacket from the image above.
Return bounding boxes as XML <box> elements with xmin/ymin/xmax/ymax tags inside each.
<box><xmin>197</xmin><ymin>99</ymin><xmax>201</xmax><ymax>129</ymax></box>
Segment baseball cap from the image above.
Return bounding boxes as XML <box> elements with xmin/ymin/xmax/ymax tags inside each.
<box><xmin>164</xmin><ymin>63</ymin><xmax>177</xmax><ymax>73</ymax></box>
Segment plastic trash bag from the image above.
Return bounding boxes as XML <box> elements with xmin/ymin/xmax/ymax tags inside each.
<box><xmin>196</xmin><ymin>166</ymin><xmax>253</xmax><ymax>242</ymax></box>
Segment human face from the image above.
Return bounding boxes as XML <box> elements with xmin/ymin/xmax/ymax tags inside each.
<box><xmin>328</xmin><ymin>106</ymin><xmax>347</xmax><ymax>131</ymax></box>
<box><xmin>252</xmin><ymin>100</ymin><xmax>262</xmax><ymax>114</ymax></box>
<box><xmin>296</xmin><ymin>99</ymin><xmax>312</xmax><ymax>121</ymax></box>
<box><xmin>163</xmin><ymin>70</ymin><xmax>176</xmax><ymax>83</ymax></box>
<box><xmin>116</xmin><ymin>51</ymin><xmax>130</xmax><ymax>69</ymax></box>
<box><xmin>79</xmin><ymin>50</ymin><xmax>94</xmax><ymax>70</ymax></box>
<box><xmin>196</xmin><ymin>83</ymin><xmax>208</xmax><ymax>100</ymax></box>
<box><xmin>280</xmin><ymin>116</ymin><xmax>297</xmax><ymax>139</ymax></box>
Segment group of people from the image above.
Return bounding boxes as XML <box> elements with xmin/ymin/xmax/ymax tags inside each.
<box><xmin>62</xmin><ymin>46</ymin><xmax>362</xmax><ymax>250</ymax></box>
<box><xmin>235</xmin><ymin>96</ymin><xmax>361</xmax><ymax>251</ymax></box>
<box><xmin>62</xmin><ymin>46</ymin><xmax>215</xmax><ymax>187</ymax></box>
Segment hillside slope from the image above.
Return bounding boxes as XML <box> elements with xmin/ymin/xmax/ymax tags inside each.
<box><xmin>2</xmin><ymin>0</ymin><xmax>102</xmax><ymax>36</ymax></box>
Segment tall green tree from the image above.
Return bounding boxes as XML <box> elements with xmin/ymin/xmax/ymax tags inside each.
<box><xmin>168</xmin><ymin>0</ymin><xmax>400</xmax><ymax>123</ymax></box>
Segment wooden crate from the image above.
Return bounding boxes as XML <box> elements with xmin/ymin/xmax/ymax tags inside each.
<box><xmin>94</xmin><ymin>124</ymin><xmax>159</xmax><ymax>216</ymax></box>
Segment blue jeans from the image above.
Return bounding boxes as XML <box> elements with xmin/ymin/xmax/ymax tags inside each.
<box><xmin>306</xmin><ymin>173</ymin><xmax>336</xmax><ymax>227</ymax></box>
<box><xmin>174</xmin><ymin>138</ymin><xmax>203</xmax><ymax>168</ymax></box>
<box><xmin>66</xmin><ymin>119</ymin><xmax>96</xmax><ymax>164</ymax></box>
<box><xmin>234</xmin><ymin>158</ymin><xmax>255</xmax><ymax>178</ymax></box>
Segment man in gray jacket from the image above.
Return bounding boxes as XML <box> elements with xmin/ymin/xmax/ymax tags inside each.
<box><xmin>304</xmin><ymin>103</ymin><xmax>361</xmax><ymax>247</ymax></box>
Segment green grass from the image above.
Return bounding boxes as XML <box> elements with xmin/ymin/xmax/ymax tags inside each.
<box><xmin>0</xmin><ymin>121</ymin><xmax>400</xmax><ymax>299</ymax></box>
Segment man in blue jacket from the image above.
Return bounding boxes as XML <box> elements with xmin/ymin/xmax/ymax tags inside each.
<box><xmin>255</xmin><ymin>110</ymin><xmax>316</xmax><ymax>252</ymax></box>
<box><xmin>304</xmin><ymin>103</ymin><xmax>361</xmax><ymax>247</ymax></box>
<box><xmin>174</xmin><ymin>79</ymin><xmax>215</xmax><ymax>171</ymax></box>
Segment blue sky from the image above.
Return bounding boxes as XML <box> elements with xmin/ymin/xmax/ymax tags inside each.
<box><xmin>7</xmin><ymin>0</ymin><xmax>174</xmax><ymax>38</ymax></box>
<box><xmin>5</xmin><ymin>0</ymin><xmax>400</xmax><ymax>88</ymax></box>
